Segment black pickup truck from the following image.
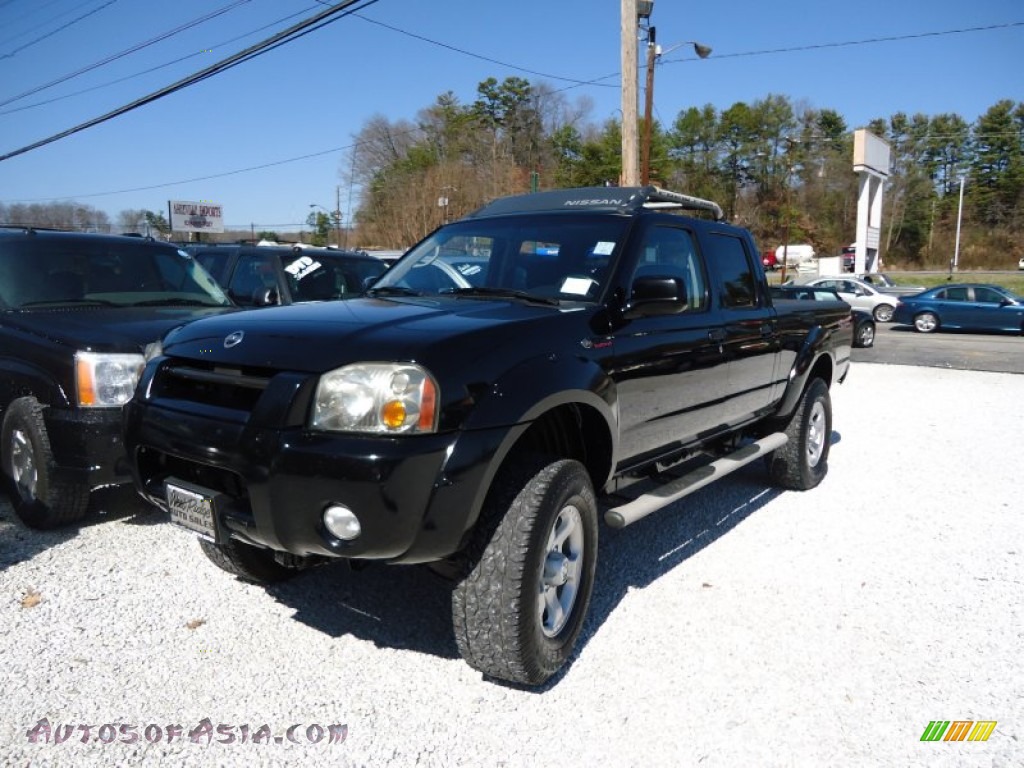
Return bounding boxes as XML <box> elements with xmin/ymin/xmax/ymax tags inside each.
<box><xmin>123</xmin><ymin>186</ymin><xmax>852</xmax><ymax>685</ymax></box>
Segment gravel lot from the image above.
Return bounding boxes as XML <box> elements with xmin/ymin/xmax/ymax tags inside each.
<box><xmin>1</xmin><ymin>363</ymin><xmax>1021</xmax><ymax>767</ymax></box>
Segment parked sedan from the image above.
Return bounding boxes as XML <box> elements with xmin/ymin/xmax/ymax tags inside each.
<box><xmin>769</xmin><ymin>283</ymin><xmax>874</xmax><ymax>347</ymax></box>
<box><xmin>187</xmin><ymin>244</ymin><xmax>386</xmax><ymax>306</ymax></box>
<box><xmin>795</xmin><ymin>276</ymin><xmax>899</xmax><ymax>322</ymax></box>
<box><xmin>893</xmin><ymin>283</ymin><xmax>1024</xmax><ymax>334</ymax></box>
<box><xmin>854</xmin><ymin>272</ymin><xmax>927</xmax><ymax>296</ymax></box>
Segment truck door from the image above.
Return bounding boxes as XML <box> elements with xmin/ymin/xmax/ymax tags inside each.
<box><xmin>704</xmin><ymin>231</ymin><xmax>782</xmax><ymax>424</ymax></box>
<box><xmin>604</xmin><ymin>223</ymin><xmax>729</xmax><ymax>467</ymax></box>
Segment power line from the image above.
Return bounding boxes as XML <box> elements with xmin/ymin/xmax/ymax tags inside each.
<box><xmin>0</xmin><ymin>0</ymin><xmax>254</xmax><ymax>109</ymax></box>
<box><xmin>352</xmin><ymin>13</ymin><xmax>617</xmax><ymax>88</ymax></box>
<box><xmin>0</xmin><ymin>0</ymin><xmax>100</xmax><ymax>48</ymax></box>
<box><xmin>2</xmin><ymin>19</ymin><xmax>1019</xmax><ymax>199</ymax></box>
<box><xmin>0</xmin><ymin>0</ymin><xmax>380</xmax><ymax>163</ymax></box>
<box><xmin>660</xmin><ymin>21</ymin><xmax>1024</xmax><ymax>66</ymax></box>
<box><xmin>0</xmin><ymin>4</ymin><xmax>318</xmax><ymax>116</ymax></box>
<box><xmin>0</xmin><ymin>0</ymin><xmax>117</xmax><ymax>59</ymax></box>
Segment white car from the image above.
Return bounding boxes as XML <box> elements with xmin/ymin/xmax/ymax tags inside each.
<box><xmin>797</xmin><ymin>276</ymin><xmax>899</xmax><ymax>322</ymax></box>
<box><xmin>1018</xmin><ymin>257</ymin><xmax>1024</xmax><ymax>270</ymax></box>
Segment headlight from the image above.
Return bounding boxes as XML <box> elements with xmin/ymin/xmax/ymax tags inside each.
<box><xmin>312</xmin><ymin>363</ymin><xmax>438</xmax><ymax>434</ymax></box>
<box><xmin>75</xmin><ymin>351</ymin><xmax>145</xmax><ymax>407</ymax></box>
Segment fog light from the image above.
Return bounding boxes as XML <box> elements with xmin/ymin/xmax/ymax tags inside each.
<box><xmin>323</xmin><ymin>504</ymin><xmax>361</xmax><ymax>541</ymax></box>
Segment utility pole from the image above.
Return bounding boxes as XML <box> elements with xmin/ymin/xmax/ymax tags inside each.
<box><xmin>335</xmin><ymin>185</ymin><xmax>342</xmax><ymax>249</ymax></box>
<box><xmin>641</xmin><ymin>26</ymin><xmax>656</xmax><ymax>186</ymax></box>
<box><xmin>620</xmin><ymin>0</ymin><xmax>639</xmax><ymax>186</ymax></box>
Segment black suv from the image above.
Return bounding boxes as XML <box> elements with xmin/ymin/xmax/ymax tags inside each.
<box><xmin>0</xmin><ymin>227</ymin><xmax>234</xmax><ymax>528</ymax></box>
<box><xmin>186</xmin><ymin>244</ymin><xmax>387</xmax><ymax>307</ymax></box>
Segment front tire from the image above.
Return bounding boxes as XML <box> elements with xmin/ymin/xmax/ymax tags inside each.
<box><xmin>452</xmin><ymin>457</ymin><xmax>598</xmax><ymax>685</ymax></box>
<box><xmin>914</xmin><ymin>312</ymin><xmax>939</xmax><ymax>333</ymax></box>
<box><xmin>873</xmin><ymin>303</ymin><xmax>895</xmax><ymax>323</ymax></box>
<box><xmin>198</xmin><ymin>537</ymin><xmax>299</xmax><ymax>584</ymax></box>
<box><xmin>768</xmin><ymin>378</ymin><xmax>832</xmax><ymax>491</ymax></box>
<box><xmin>2</xmin><ymin>397</ymin><xmax>90</xmax><ymax>529</ymax></box>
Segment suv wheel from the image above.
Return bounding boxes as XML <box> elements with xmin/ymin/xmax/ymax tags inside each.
<box><xmin>767</xmin><ymin>378</ymin><xmax>832</xmax><ymax>491</ymax></box>
<box><xmin>198</xmin><ymin>537</ymin><xmax>300</xmax><ymax>584</ymax></box>
<box><xmin>452</xmin><ymin>457</ymin><xmax>598</xmax><ymax>685</ymax></box>
<box><xmin>2</xmin><ymin>397</ymin><xmax>90</xmax><ymax>528</ymax></box>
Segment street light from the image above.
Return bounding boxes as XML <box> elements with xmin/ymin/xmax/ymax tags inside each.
<box><xmin>641</xmin><ymin>30</ymin><xmax>711</xmax><ymax>185</ymax></box>
<box><xmin>309</xmin><ymin>203</ymin><xmax>341</xmax><ymax>247</ymax></box>
<box><xmin>950</xmin><ymin>175</ymin><xmax>966</xmax><ymax>279</ymax></box>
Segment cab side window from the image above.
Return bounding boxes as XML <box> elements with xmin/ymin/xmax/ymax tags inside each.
<box><xmin>708</xmin><ymin>234</ymin><xmax>757</xmax><ymax>308</ymax></box>
<box><xmin>631</xmin><ymin>226</ymin><xmax>707</xmax><ymax>311</ymax></box>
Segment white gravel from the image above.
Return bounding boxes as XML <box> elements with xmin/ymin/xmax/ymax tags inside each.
<box><xmin>1</xmin><ymin>363</ymin><xmax>1022</xmax><ymax>767</ymax></box>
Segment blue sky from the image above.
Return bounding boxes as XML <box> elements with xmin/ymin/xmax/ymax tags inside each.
<box><xmin>0</xmin><ymin>0</ymin><xmax>1020</xmax><ymax>232</ymax></box>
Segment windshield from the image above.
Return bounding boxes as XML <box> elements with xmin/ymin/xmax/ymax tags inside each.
<box><xmin>370</xmin><ymin>215</ymin><xmax>630</xmax><ymax>303</ymax></box>
<box><xmin>0</xmin><ymin>238</ymin><xmax>231</xmax><ymax>309</ymax></box>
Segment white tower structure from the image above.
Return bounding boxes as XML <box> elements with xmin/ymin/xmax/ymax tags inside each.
<box><xmin>852</xmin><ymin>130</ymin><xmax>891</xmax><ymax>273</ymax></box>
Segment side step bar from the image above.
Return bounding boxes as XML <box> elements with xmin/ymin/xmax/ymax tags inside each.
<box><xmin>604</xmin><ymin>432</ymin><xmax>789</xmax><ymax>529</ymax></box>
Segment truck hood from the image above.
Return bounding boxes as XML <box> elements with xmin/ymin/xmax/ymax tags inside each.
<box><xmin>3</xmin><ymin>306</ymin><xmax>235</xmax><ymax>353</ymax></box>
<box><xmin>161</xmin><ymin>297</ymin><xmax>587</xmax><ymax>372</ymax></box>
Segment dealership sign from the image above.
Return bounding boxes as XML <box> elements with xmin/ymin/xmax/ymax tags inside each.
<box><xmin>169</xmin><ymin>200</ymin><xmax>224</xmax><ymax>233</ymax></box>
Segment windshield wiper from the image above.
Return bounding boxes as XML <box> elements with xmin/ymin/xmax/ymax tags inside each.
<box><xmin>130</xmin><ymin>298</ymin><xmax>224</xmax><ymax>307</ymax></box>
<box><xmin>366</xmin><ymin>285</ymin><xmax>423</xmax><ymax>297</ymax></box>
<box><xmin>17</xmin><ymin>298</ymin><xmax>121</xmax><ymax>308</ymax></box>
<box><xmin>443</xmin><ymin>287</ymin><xmax>560</xmax><ymax>306</ymax></box>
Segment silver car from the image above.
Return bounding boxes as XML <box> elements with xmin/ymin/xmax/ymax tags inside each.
<box><xmin>853</xmin><ymin>272</ymin><xmax>926</xmax><ymax>296</ymax></box>
<box><xmin>798</xmin><ymin>276</ymin><xmax>899</xmax><ymax>322</ymax></box>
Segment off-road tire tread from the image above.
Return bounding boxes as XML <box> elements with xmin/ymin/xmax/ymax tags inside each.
<box><xmin>452</xmin><ymin>456</ymin><xmax>596</xmax><ymax>685</ymax></box>
<box><xmin>198</xmin><ymin>537</ymin><xmax>297</xmax><ymax>584</ymax></box>
<box><xmin>2</xmin><ymin>397</ymin><xmax>90</xmax><ymax>529</ymax></box>
<box><xmin>768</xmin><ymin>378</ymin><xmax>831</xmax><ymax>491</ymax></box>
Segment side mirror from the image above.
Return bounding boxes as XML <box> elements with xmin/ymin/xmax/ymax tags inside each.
<box><xmin>624</xmin><ymin>275</ymin><xmax>688</xmax><ymax>318</ymax></box>
<box><xmin>253</xmin><ymin>287</ymin><xmax>280</xmax><ymax>307</ymax></box>
<box><xmin>363</xmin><ymin>275</ymin><xmax>381</xmax><ymax>292</ymax></box>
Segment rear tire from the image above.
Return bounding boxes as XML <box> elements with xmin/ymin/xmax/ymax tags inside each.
<box><xmin>2</xmin><ymin>397</ymin><xmax>90</xmax><ymax>529</ymax></box>
<box><xmin>768</xmin><ymin>378</ymin><xmax>832</xmax><ymax>491</ymax></box>
<box><xmin>873</xmin><ymin>303</ymin><xmax>895</xmax><ymax>323</ymax></box>
<box><xmin>452</xmin><ymin>457</ymin><xmax>598</xmax><ymax>685</ymax></box>
<box><xmin>855</xmin><ymin>320</ymin><xmax>875</xmax><ymax>348</ymax></box>
<box><xmin>198</xmin><ymin>537</ymin><xmax>299</xmax><ymax>584</ymax></box>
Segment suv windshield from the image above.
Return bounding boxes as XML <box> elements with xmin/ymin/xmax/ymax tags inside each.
<box><xmin>0</xmin><ymin>239</ymin><xmax>231</xmax><ymax>309</ymax></box>
<box><xmin>370</xmin><ymin>215</ymin><xmax>630</xmax><ymax>303</ymax></box>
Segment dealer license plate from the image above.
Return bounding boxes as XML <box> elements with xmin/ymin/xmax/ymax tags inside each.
<box><xmin>165</xmin><ymin>480</ymin><xmax>218</xmax><ymax>541</ymax></box>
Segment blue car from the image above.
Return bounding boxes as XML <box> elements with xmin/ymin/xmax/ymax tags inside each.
<box><xmin>893</xmin><ymin>283</ymin><xmax>1024</xmax><ymax>334</ymax></box>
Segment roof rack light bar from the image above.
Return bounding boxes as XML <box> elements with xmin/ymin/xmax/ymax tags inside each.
<box><xmin>641</xmin><ymin>186</ymin><xmax>724</xmax><ymax>221</ymax></box>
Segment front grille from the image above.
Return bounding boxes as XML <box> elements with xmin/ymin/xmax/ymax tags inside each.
<box><xmin>152</xmin><ymin>360</ymin><xmax>274</xmax><ymax>414</ymax></box>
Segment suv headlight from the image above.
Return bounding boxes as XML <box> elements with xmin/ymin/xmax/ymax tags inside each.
<box><xmin>75</xmin><ymin>351</ymin><xmax>145</xmax><ymax>407</ymax></box>
<box><xmin>312</xmin><ymin>363</ymin><xmax>438</xmax><ymax>434</ymax></box>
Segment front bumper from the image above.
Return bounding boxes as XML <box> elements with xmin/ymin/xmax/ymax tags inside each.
<box><xmin>45</xmin><ymin>406</ymin><xmax>132</xmax><ymax>488</ymax></box>
<box><xmin>123</xmin><ymin>398</ymin><xmax>514</xmax><ymax>564</ymax></box>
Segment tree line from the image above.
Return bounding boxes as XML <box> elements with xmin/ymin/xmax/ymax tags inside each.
<box><xmin>348</xmin><ymin>79</ymin><xmax>1023</xmax><ymax>269</ymax></box>
<box><xmin>4</xmin><ymin>81</ymin><xmax>1020</xmax><ymax>269</ymax></box>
